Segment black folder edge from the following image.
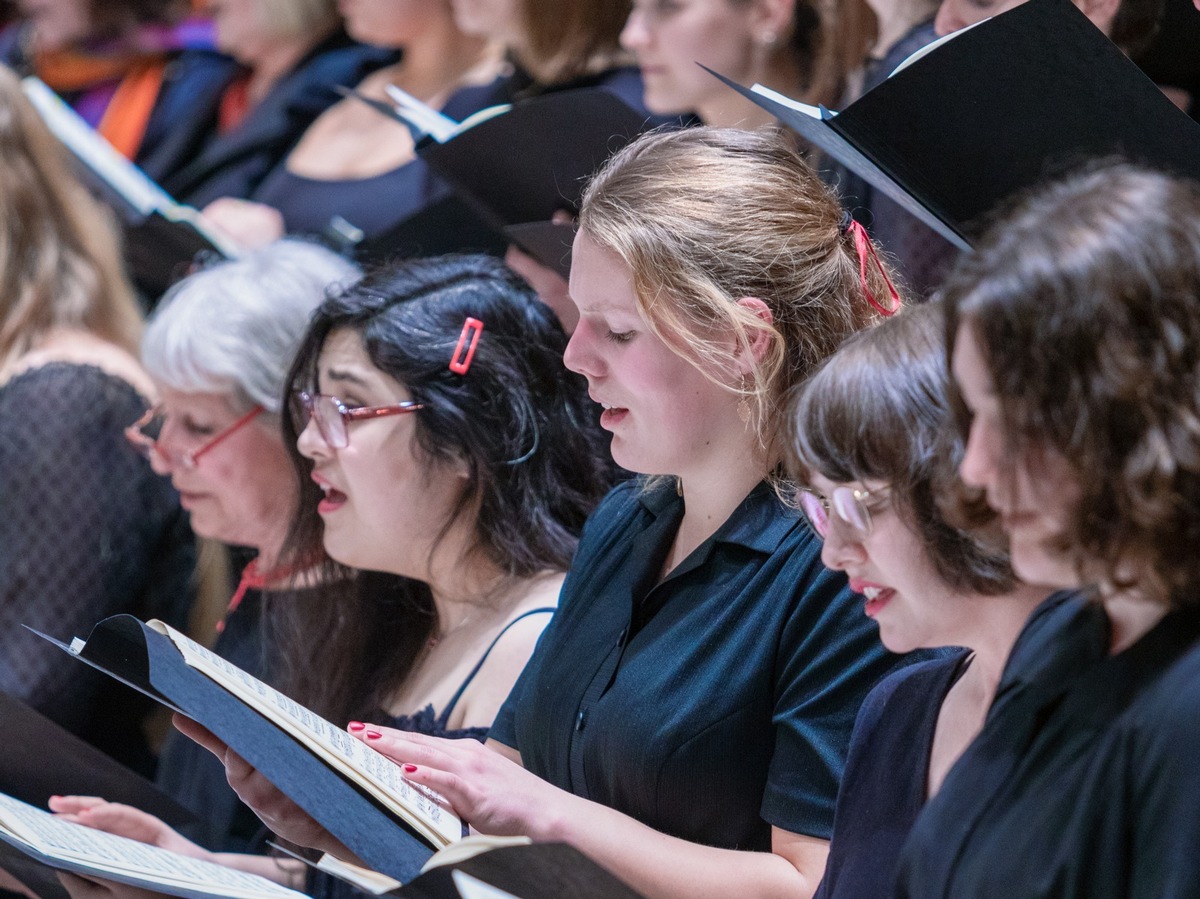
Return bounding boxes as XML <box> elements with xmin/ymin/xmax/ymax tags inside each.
<box><xmin>0</xmin><ymin>689</ymin><xmax>196</xmax><ymax>830</ymax></box>
<box><xmin>399</xmin><ymin>844</ymin><xmax>647</xmax><ymax>899</ymax></box>
<box><xmin>701</xmin><ymin>66</ymin><xmax>972</xmax><ymax>251</ymax></box>
<box><xmin>31</xmin><ymin>618</ymin><xmax>436</xmax><ymax>884</ymax></box>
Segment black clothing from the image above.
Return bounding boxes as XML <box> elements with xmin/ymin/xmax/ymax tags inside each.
<box><xmin>251</xmin><ymin>64</ymin><xmax>668</xmax><ymax>251</ymax></box>
<box><xmin>141</xmin><ymin>35</ymin><xmax>394</xmax><ymax>208</ymax></box>
<box><xmin>897</xmin><ymin>593</ymin><xmax>1200</xmax><ymax>898</ymax></box>
<box><xmin>815</xmin><ymin>652</ymin><xmax>969</xmax><ymax>899</ymax></box>
<box><xmin>307</xmin><ymin>609</ymin><xmax>554</xmax><ymax>899</ymax></box>
<box><xmin>0</xmin><ymin>363</ymin><xmax>194</xmax><ymax>776</ymax></box>
<box><xmin>492</xmin><ymin>479</ymin><xmax>902</xmax><ymax>849</ymax></box>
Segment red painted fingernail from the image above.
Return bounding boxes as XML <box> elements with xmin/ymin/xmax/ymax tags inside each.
<box><xmin>348</xmin><ymin>722</ymin><xmax>365</xmax><ymax>732</ymax></box>
<box><xmin>403</xmin><ymin>764</ymin><xmax>418</xmax><ymax>773</ymax></box>
<box><xmin>365</xmin><ymin>730</ymin><xmax>382</xmax><ymax>740</ymax></box>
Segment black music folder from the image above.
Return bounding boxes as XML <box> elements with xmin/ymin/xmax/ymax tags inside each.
<box><xmin>711</xmin><ymin>0</ymin><xmax>1200</xmax><ymax>249</ymax></box>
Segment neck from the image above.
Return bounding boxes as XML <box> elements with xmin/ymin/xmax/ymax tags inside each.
<box><xmin>958</xmin><ymin>584</ymin><xmax>1052</xmax><ymax>701</ymax></box>
<box><xmin>699</xmin><ymin>52</ymin><xmax>805</xmax><ymax>126</ymax></box>
<box><xmin>1103</xmin><ymin>588</ymin><xmax>1168</xmax><ymax>654</ymax></box>
<box><xmin>424</xmin><ymin>540</ymin><xmax>512</xmax><ymax>634</ymax></box>
<box><xmin>243</xmin><ymin>33</ymin><xmax>321</xmax><ymax>107</ymax></box>
<box><xmin>392</xmin><ymin>23</ymin><xmax>493</xmax><ymax>103</ymax></box>
<box><xmin>870</xmin><ymin>0</ymin><xmax>935</xmax><ymax>57</ymax></box>
<box><xmin>668</xmin><ymin>420</ymin><xmax>769</xmax><ymax>570</ymax></box>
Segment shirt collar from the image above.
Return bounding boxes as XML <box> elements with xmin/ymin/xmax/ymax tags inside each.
<box><xmin>637</xmin><ymin>478</ymin><xmax>798</xmax><ymax>557</ymax></box>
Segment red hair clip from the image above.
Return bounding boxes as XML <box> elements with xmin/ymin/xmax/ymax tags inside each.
<box><xmin>449</xmin><ymin>317</ymin><xmax>484</xmax><ymax>375</ymax></box>
<box><xmin>846</xmin><ymin>219</ymin><xmax>902</xmax><ymax>317</ymax></box>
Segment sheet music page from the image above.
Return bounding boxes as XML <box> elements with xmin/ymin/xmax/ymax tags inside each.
<box><xmin>0</xmin><ymin>792</ymin><xmax>306</xmax><ymax>898</ymax></box>
<box><xmin>149</xmin><ymin>621</ymin><xmax>462</xmax><ymax>848</ymax></box>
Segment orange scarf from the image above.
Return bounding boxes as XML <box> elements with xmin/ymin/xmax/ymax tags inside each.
<box><xmin>37</xmin><ymin>48</ymin><xmax>168</xmax><ymax>159</ymax></box>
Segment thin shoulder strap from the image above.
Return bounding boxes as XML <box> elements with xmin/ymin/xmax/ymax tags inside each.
<box><xmin>440</xmin><ymin>607</ymin><xmax>556</xmax><ymax>722</ymax></box>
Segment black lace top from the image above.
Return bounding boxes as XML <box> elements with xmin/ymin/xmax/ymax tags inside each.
<box><xmin>308</xmin><ymin>608</ymin><xmax>554</xmax><ymax>898</ymax></box>
<box><xmin>0</xmin><ymin>363</ymin><xmax>195</xmax><ymax>775</ymax></box>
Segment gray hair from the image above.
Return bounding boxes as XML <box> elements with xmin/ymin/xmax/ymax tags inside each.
<box><xmin>142</xmin><ymin>240</ymin><xmax>359</xmax><ymax>413</ymax></box>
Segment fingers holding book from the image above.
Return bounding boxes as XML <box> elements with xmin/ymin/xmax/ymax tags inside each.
<box><xmin>57</xmin><ymin>871</ymin><xmax>166</xmax><ymax>899</ymax></box>
<box><xmin>347</xmin><ymin>725</ymin><xmax>580</xmax><ymax>842</ymax></box>
<box><xmin>48</xmin><ymin>797</ymin><xmax>210</xmax><ymax>862</ymax></box>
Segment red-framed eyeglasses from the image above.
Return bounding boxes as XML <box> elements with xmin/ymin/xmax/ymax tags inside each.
<box><xmin>125</xmin><ymin>404</ymin><xmax>265</xmax><ymax>470</ymax></box>
<box><xmin>292</xmin><ymin>391</ymin><xmax>424</xmax><ymax>449</ymax></box>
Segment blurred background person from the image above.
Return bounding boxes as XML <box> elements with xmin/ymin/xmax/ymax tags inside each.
<box><xmin>0</xmin><ymin>0</ymin><xmax>228</xmax><ymax>164</ymax></box>
<box><xmin>140</xmin><ymin>0</ymin><xmax>392</xmax><ymax>208</ymax></box>
<box><xmin>200</xmin><ymin>0</ymin><xmax>503</xmax><ymax>251</ymax></box>
<box><xmin>0</xmin><ymin>64</ymin><xmax>194</xmax><ymax>776</ymax></box>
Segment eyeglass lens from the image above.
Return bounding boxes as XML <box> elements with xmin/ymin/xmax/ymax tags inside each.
<box><xmin>297</xmin><ymin>392</ymin><xmax>349</xmax><ymax>449</ymax></box>
<box><xmin>800</xmin><ymin>488</ymin><xmax>872</xmax><ymax>538</ymax></box>
<box><xmin>799</xmin><ymin>491</ymin><xmax>830</xmax><ymax>538</ymax></box>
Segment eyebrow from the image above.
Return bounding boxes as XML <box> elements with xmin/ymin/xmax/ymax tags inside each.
<box><xmin>323</xmin><ymin>366</ymin><xmax>371</xmax><ymax>387</ymax></box>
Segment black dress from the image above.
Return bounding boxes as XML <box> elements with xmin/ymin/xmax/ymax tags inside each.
<box><xmin>491</xmin><ymin>479</ymin><xmax>904</xmax><ymax>850</ymax></box>
<box><xmin>0</xmin><ymin>363</ymin><xmax>194</xmax><ymax>777</ymax></box>
<box><xmin>896</xmin><ymin>593</ymin><xmax>1200</xmax><ymax>898</ymax></box>
<box><xmin>814</xmin><ymin>651</ymin><xmax>970</xmax><ymax>899</ymax></box>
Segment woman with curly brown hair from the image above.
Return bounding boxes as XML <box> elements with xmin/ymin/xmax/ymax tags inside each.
<box><xmin>897</xmin><ymin>163</ymin><xmax>1200</xmax><ymax>898</ymax></box>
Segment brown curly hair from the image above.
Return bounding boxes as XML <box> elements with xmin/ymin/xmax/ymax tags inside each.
<box><xmin>943</xmin><ymin>163</ymin><xmax>1200</xmax><ymax>607</ymax></box>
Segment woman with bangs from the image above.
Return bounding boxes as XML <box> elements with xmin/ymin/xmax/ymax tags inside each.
<box><xmin>897</xmin><ymin>164</ymin><xmax>1200</xmax><ymax>897</ymax></box>
<box><xmin>785</xmin><ymin>301</ymin><xmax>1050</xmax><ymax>899</ymax></box>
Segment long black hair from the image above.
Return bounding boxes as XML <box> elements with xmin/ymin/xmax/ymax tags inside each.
<box><xmin>271</xmin><ymin>255</ymin><xmax>614</xmax><ymax>723</ymax></box>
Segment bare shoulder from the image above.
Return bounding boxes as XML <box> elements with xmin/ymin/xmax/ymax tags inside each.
<box><xmin>449</xmin><ymin>574</ymin><xmax>563</xmax><ymax>729</ymax></box>
<box><xmin>12</xmin><ymin>331</ymin><xmax>155</xmax><ymax>401</ymax></box>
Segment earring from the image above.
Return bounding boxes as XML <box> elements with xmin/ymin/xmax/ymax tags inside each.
<box><xmin>758</xmin><ymin>30</ymin><xmax>778</xmax><ymax>47</ymax></box>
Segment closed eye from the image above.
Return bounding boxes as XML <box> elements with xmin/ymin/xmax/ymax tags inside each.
<box><xmin>605</xmin><ymin>330</ymin><xmax>635</xmax><ymax>345</ymax></box>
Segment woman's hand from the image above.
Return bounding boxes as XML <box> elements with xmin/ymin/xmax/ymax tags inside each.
<box><xmin>200</xmin><ymin>198</ymin><xmax>286</xmax><ymax>250</ymax></box>
<box><xmin>48</xmin><ymin>797</ymin><xmax>210</xmax><ymax>861</ymax></box>
<box><xmin>56</xmin><ymin>872</ymin><xmax>166</xmax><ymax>899</ymax></box>
<box><xmin>349</xmin><ymin>725</ymin><xmax>580</xmax><ymax>840</ymax></box>
<box><xmin>172</xmin><ymin>714</ymin><xmax>351</xmax><ymax>859</ymax></box>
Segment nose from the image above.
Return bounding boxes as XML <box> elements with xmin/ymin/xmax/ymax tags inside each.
<box><xmin>296</xmin><ymin>412</ymin><xmax>331</xmax><ymax>460</ymax></box>
<box><xmin>958</xmin><ymin>416</ymin><xmax>995</xmax><ymax>492</ymax></box>
<box><xmin>933</xmin><ymin>0</ymin><xmax>962</xmax><ymax>35</ymax></box>
<box><xmin>820</xmin><ymin>519</ymin><xmax>867</xmax><ymax>572</ymax></box>
<box><xmin>562</xmin><ymin>318</ymin><xmax>603</xmax><ymax>380</ymax></box>
<box><xmin>621</xmin><ymin>8</ymin><xmax>649</xmax><ymax>53</ymax></box>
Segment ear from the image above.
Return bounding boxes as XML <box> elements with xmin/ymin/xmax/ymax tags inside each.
<box><xmin>752</xmin><ymin>0</ymin><xmax>802</xmax><ymax>40</ymax></box>
<box><xmin>733</xmin><ymin>297</ymin><xmax>775</xmax><ymax>375</ymax></box>
<box><xmin>1075</xmin><ymin>0</ymin><xmax>1121</xmax><ymax>36</ymax></box>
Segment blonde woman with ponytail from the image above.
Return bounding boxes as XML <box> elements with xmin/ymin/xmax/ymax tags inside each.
<box><xmin>0</xmin><ymin>65</ymin><xmax>194</xmax><ymax>773</ymax></box>
<box><xmin>200</xmin><ymin>127</ymin><xmax>910</xmax><ymax>899</ymax></box>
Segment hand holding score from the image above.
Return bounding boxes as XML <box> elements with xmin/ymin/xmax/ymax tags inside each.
<box><xmin>171</xmin><ymin>714</ymin><xmax>352</xmax><ymax>860</ymax></box>
<box><xmin>348</xmin><ymin>724</ymin><xmax>582</xmax><ymax>840</ymax></box>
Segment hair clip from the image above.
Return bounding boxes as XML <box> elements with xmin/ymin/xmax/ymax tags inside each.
<box><xmin>449</xmin><ymin>318</ymin><xmax>484</xmax><ymax>375</ymax></box>
<box><xmin>846</xmin><ymin>219</ymin><xmax>902</xmax><ymax>317</ymax></box>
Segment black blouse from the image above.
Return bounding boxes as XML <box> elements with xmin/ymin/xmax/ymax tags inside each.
<box><xmin>491</xmin><ymin>479</ymin><xmax>902</xmax><ymax>850</ymax></box>
<box><xmin>897</xmin><ymin>593</ymin><xmax>1200</xmax><ymax>898</ymax></box>
<box><xmin>0</xmin><ymin>363</ymin><xmax>194</xmax><ymax>776</ymax></box>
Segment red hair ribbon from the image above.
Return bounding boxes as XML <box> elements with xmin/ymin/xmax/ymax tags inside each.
<box><xmin>449</xmin><ymin>317</ymin><xmax>484</xmax><ymax>375</ymax></box>
<box><xmin>847</xmin><ymin>219</ymin><xmax>902</xmax><ymax>317</ymax></box>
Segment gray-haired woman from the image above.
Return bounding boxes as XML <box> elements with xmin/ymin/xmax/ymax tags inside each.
<box><xmin>50</xmin><ymin>240</ymin><xmax>359</xmax><ymax>889</ymax></box>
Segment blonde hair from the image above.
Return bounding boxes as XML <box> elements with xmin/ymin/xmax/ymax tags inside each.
<box><xmin>578</xmin><ymin>126</ymin><xmax>899</xmax><ymax>469</ymax></box>
<box><xmin>0</xmin><ymin>68</ymin><xmax>142</xmax><ymax>376</ymax></box>
<box><xmin>518</xmin><ymin>0</ymin><xmax>630</xmax><ymax>85</ymax></box>
<box><xmin>252</xmin><ymin>0</ymin><xmax>340</xmax><ymax>43</ymax></box>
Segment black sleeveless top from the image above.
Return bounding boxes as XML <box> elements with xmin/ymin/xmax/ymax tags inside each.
<box><xmin>307</xmin><ymin>607</ymin><xmax>554</xmax><ymax>899</ymax></box>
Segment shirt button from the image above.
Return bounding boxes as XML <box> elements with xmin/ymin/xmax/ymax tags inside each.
<box><xmin>575</xmin><ymin>709</ymin><xmax>588</xmax><ymax>732</ymax></box>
